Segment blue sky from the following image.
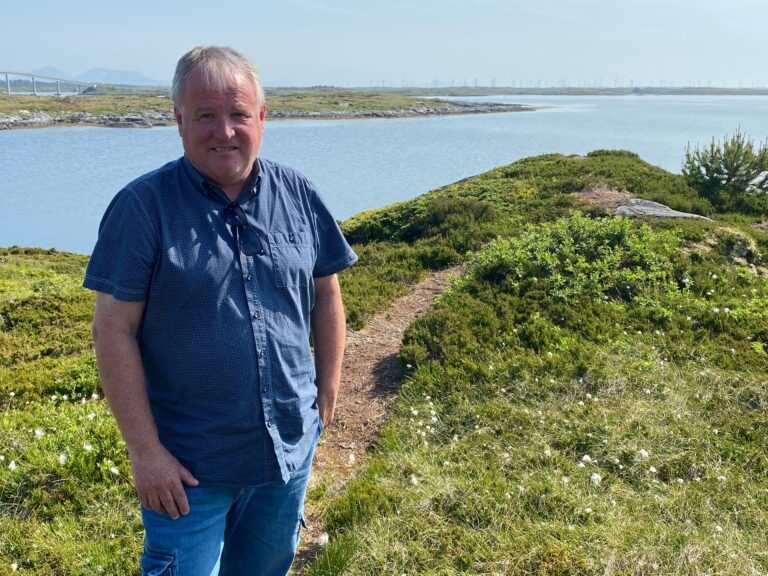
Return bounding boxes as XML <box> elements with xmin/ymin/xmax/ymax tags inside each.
<box><xmin>3</xmin><ymin>0</ymin><xmax>767</xmax><ymax>87</ymax></box>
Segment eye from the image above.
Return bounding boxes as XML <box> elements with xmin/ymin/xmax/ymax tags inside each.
<box><xmin>232</xmin><ymin>111</ymin><xmax>250</xmax><ymax>119</ymax></box>
<box><xmin>197</xmin><ymin>112</ymin><xmax>214</xmax><ymax>122</ymax></box>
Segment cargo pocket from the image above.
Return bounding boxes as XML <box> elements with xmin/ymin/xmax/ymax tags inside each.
<box><xmin>268</xmin><ymin>231</ymin><xmax>314</xmax><ymax>288</ymax></box>
<box><xmin>140</xmin><ymin>547</ymin><xmax>177</xmax><ymax>576</ymax></box>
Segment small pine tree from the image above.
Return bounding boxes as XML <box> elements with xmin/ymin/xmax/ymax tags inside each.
<box><xmin>682</xmin><ymin>129</ymin><xmax>768</xmax><ymax>214</ymax></box>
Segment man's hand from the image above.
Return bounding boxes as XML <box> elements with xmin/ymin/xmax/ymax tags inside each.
<box><xmin>131</xmin><ymin>444</ymin><xmax>199</xmax><ymax>520</ymax></box>
<box><xmin>317</xmin><ymin>388</ymin><xmax>337</xmax><ymax>429</ymax></box>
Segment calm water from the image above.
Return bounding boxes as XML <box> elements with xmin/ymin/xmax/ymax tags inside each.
<box><xmin>2</xmin><ymin>95</ymin><xmax>768</xmax><ymax>254</ymax></box>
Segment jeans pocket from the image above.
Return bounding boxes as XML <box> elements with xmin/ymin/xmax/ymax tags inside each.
<box><xmin>141</xmin><ymin>547</ymin><xmax>177</xmax><ymax>576</ymax></box>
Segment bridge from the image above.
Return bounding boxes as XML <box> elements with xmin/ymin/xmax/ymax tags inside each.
<box><xmin>0</xmin><ymin>70</ymin><xmax>95</xmax><ymax>95</ymax></box>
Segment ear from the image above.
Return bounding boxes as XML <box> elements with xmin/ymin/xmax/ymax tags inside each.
<box><xmin>259</xmin><ymin>102</ymin><xmax>267</xmax><ymax>122</ymax></box>
<box><xmin>173</xmin><ymin>106</ymin><xmax>183</xmax><ymax>136</ymax></box>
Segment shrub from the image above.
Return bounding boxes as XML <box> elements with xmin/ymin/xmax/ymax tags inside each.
<box><xmin>683</xmin><ymin>130</ymin><xmax>768</xmax><ymax>214</ymax></box>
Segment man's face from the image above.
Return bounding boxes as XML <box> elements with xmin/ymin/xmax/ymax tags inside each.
<box><xmin>174</xmin><ymin>69</ymin><xmax>266</xmax><ymax>197</ymax></box>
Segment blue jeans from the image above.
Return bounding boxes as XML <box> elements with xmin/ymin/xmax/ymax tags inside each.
<box><xmin>140</xmin><ymin>426</ymin><xmax>320</xmax><ymax>576</ymax></box>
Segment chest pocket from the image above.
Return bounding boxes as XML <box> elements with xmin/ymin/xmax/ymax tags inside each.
<box><xmin>268</xmin><ymin>231</ymin><xmax>314</xmax><ymax>287</ymax></box>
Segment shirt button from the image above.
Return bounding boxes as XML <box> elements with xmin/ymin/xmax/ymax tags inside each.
<box><xmin>252</xmin><ymin>311</ymin><xmax>260</xmax><ymax>319</ymax></box>
<box><xmin>245</xmin><ymin>273</ymin><xmax>253</xmax><ymax>281</ymax></box>
<box><xmin>263</xmin><ymin>387</ymin><xmax>268</xmax><ymax>393</ymax></box>
<box><xmin>259</xmin><ymin>350</ymin><xmax>265</xmax><ymax>358</ymax></box>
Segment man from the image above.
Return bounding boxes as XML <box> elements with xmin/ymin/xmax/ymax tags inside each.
<box><xmin>84</xmin><ymin>46</ymin><xmax>357</xmax><ymax>576</ymax></box>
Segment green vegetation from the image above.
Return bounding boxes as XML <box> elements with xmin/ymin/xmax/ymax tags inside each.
<box><xmin>313</xmin><ymin>153</ymin><xmax>768</xmax><ymax>574</ymax></box>
<box><xmin>3</xmin><ymin>150</ymin><xmax>768</xmax><ymax>573</ymax></box>
<box><xmin>0</xmin><ymin>88</ymin><xmax>447</xmax><ymax>121</ymax></box>
<box><xmin>265</xmin><ymin>88</ymin><xmax>439</xmax><ymax>114</ymax></box>
<box><xmin>0</xmin><ymin>94</ymin><xmax>172</xmax><ymax>117</ymax></box>
<box><xmin>683</xmin><ymin>130</ymin><xmax>768</xmax><ymax>215</ymax></box>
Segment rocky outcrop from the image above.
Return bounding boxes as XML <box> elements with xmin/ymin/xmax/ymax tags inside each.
<box><xmin>0</xmin><ymin>101</ymin><xmax>533</xmax><ymax>129</ymax></box>
<box><xmin>615</xmin><ymin>199</ymin><xmax>713</xmax><ymax>221</ymax></box>
<box><xmin>0</xmin><ymin>109</ymin><xmax>174</xmax><ymax>129</ymax></box>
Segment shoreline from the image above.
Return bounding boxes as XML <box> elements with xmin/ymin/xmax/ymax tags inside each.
<box><xmin>0</xmin><ymin>102</ymin><xmax>534</xmax><ymax>130</ymax></box>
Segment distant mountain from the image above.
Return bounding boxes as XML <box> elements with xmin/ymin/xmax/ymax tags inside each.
<box><xmin>76</xmin><ymin>67</ymin><xmax>167</xmax><ymax>86</ymax></box>
<box><xmin>31</xmin><ymin>66</ymin><xmax>78</xmax><ymax>81</ymax></box>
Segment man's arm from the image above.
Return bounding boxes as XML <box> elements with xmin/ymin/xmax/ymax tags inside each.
<box><xmin>92</xmin><ymin>292</ymin><xmax>198</xmax><ymax>519</ymax></box>
<box><xmin>310</xmin><ymin>274</ymin><xmax>346</xmax><ymax>428</ymax></box>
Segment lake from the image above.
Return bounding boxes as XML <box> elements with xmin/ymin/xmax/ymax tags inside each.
<box><xmin>2</xmin><ymin>95</ymin><xmax>768</xmax><ymax>254</ymax></box>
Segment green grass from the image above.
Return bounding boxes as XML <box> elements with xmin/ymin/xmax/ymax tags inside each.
<box><xmin>0</xmin><ymin>88</ymin><xmax>452</xmax><ymax>120</ymax></box>
<box><xmin>2</xmin><ymin>151</ymin><xmax>768</xmax><ymax>574</ymax></box>
<box><xmin>311</xmin><ymin>211</ymin><xmax>768</xmax><ymax>575</ymax></box>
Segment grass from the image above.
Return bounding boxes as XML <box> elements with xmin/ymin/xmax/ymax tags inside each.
<box><xmin>0</xmin><ymin>88</ymin><xmax>453</xmax><ymax>120</ymax></box>
<box><xmin>2</xmin><ymin>151</ymin><xmax>768</xmax><ymax>573</ymax></box>
<box><xmin>312</xmin><ymin>213</ymin><xmax>768</xmax><ymax>575</ymax></box>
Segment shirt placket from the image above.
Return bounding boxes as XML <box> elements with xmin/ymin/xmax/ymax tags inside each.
<box><xmin>238</xmin><ymin>248</ymin><xmax>272</xmax><ymax>426</ymax></box>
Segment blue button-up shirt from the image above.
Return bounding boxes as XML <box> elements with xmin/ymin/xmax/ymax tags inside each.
<box><xmin>84</xmin><ymin>156</ymin><xmax>357</xmax><ymax>485</ymax></box>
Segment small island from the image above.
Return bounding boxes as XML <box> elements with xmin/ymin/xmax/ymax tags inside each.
<box><xmin>0</xmin><ymin>87</ymin><xmax>534</xmax><ymax>129</ymax></box>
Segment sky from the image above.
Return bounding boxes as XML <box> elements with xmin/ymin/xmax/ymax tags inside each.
<box><xmin>3</xmin><ymin>0</ymin><xmax>767</xmax><ymax>88</ymax></box>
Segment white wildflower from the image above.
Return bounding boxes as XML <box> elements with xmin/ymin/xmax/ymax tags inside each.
<box><xmin>712</xmin><ymin>307</ymin><xmax>720</xmax><ymax>314</ymax></box>
<box><xmin>590</xmin><ymin>472</ymin><xmax>602</xmax><ymax>485</ymax></box>
<box><xmin>8</xmin><ymin>392</ymin><xmax>15</xmax><ymax>397</ymax></box>
<box><xmin>638</xmin><ymin>449</ymin><xmax>649</xmax><ymax>459</ymax></box>
<box><xmin>84</xmin><ymin>442</ymin><xmax>93</xmax><ymax>452</ymax></box>
<box><xmin>676</xmin><ymin>478</ymin><xmax>684</xmax><ymax>484</ymax></box>
<box><xmin>649</xmin><ymin>466</ymin><xmax>657</xmax><ymax>474</ymax></box>
<box><xmin>410</xmin><ymin>474</ymin><xmax>418</xmax><ymax>485</ymax></box>
<box><xmin>87</xmin><ymin>413</ymin><xmax>96</xmax><ymax>421</ymax></box>
<box><xmin>318</xmin><ymin>532</ymin><xmax>330</xmax><ymax>545</ymax></box>
<box><xmin>544</xmin><ymin>449</ymin><xmax>552</xmax><ymax>457</ymax></box>
<box><xmin>58</xmin><ymin>453</ymin><xmax>68</xmax><ymax>465</ymax></box>
<box><xmin>717</xmin><ymin>475</ymin><xmax>726</xmax><ymax>482</ymax></box>
<box><xmin>577</xmin><ymin>462</ymin><xmax>586</xmax><ymax>468</ymax></box>
<box><xmin>9</xmin><ymin>461</ymin><xmax>17</xmax><ymax>471</ymax></box>
<box><xmin>11</xmin><ymin>563</ymin><xmax>19</xmax><ymax>571</ymax></box>
<box><xmin>581</xmin><ymin>455</ymin><xmax>592</xmax><ymax>464</ymax></box>
<box><xmin>578</xmin><ymin>401</ymin><xmax>585</xmax><ymax>407</ymax></box>
<box><xmin>443</xmin><ymin>461</ymin><xmax>450</xmax><ymax>467</ymax></box>
<box><xmin>715</xmin><ymin>525</ymin><xmax>724</xmax><ymax>533</ymax></box>
<box><xmin>562</xmin><ymin>476</ymin><xmax>570</xmax><ymax>484</ymax></box>
<box><xmin>34</xmin><ymin>428</ymin><xmax>45</xmax><ymax>438</ymax></box>
<box><xmin>110</xmin><ymin>466</ymin><xmax>120</xmax><ymax>475</ymax></box>
<box><xmin>348</xmin><ymin>454</ymin><xmax>356</xmax><ymax>464</ymax></box>
<box><xmin>723</xmin><ymin>307</ymin><xmax>730</xmax><ymax>313</ymax></box>
<box><xmin>91</xmin><ymin>392</ymin><xmax>100</xmax><ymax>400</ymax></box>
<box><xmin>711</xmin><ymin>274</ymin><xmax>718</xmax><ymax>280</ymax></box>
<box><xmin>584</xmin><ymin>507</ymin><xmax>592</xmax><ymax>513</ymax></box>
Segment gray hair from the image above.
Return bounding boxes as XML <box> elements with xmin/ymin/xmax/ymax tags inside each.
<box><xmin>171</xmin><ymin>45</ymin><xmax>265</xmax><ymax>106</ymax></box>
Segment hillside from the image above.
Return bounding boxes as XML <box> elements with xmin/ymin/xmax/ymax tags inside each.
<box><xmin>1</xmin><ymin>151</ymin><xmax>767</xmax><ymax>575</ymax></box>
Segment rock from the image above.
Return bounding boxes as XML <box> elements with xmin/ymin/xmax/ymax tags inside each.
<box><xmin>615</xmin><ymin>199</ymin><xmax>712</xmax><ymax>221</ymax></box>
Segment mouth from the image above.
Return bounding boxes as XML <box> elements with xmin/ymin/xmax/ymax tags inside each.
<box><xmin>210</xmin><ymin>146</ymin><xmax>238</xmax><ymax>152</ymax></box>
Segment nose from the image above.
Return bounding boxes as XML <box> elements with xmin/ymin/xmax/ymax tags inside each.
<box><xmin>213</xmin><ymin>116</ymin><xmax>236</xmax><ymax>140</ymax></box>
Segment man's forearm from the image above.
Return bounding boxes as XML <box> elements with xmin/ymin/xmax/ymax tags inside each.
<box><xmin>311</xmin><ymin>275</ymin><xmax>346</xmax><ymax>426</ymax></box>
<box><xmin>93</xmin><ymin>327</ymin><xmax>161</xmax><ymax>457</ymax></box>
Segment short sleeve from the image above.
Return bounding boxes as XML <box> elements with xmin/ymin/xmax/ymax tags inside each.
<box><xmin>83</xmin><ymin>188</ymin><xmax>159</xmax><ymax>301</ymax></box>
<box><xmin>308</xmin><ymin>188</ymin><xmax>358</xmax><ymax>278</ymax></box>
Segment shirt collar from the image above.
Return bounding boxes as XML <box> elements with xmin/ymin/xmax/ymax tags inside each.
<box><xmin>181</xmin><ymin>156</ymin><xmax>261</xmax><ymax>205</ymax></box>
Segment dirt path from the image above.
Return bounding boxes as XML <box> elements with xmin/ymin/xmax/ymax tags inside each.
<box><xmin>294</xmin><ymin>264</ymin><xmax>465</xmax><ymax>570</ymax></box>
